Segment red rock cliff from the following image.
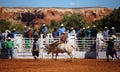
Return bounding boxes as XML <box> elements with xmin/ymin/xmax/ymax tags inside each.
<box><xmin>0</xmin><ymin>7</ymin><xmax>112</xmax><ymax>28</ymax></box>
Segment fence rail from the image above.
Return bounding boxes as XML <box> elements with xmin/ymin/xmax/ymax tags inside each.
<box><xmin>12</xmin><ymin>34</ymin><xmax>120</xmax><ymax>59</ymax></box>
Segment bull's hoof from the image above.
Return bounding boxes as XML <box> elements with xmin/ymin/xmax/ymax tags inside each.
<box><xmin>55</xmin><ymin>59</ymin><xmax>57</xmax><ymax>61</ymax></box>
<box><xmin>71</xmin><ymin>59</ymin><xmax>74</xmax><ymax>62</ymax></box>
<box><xmin>65</xmin><ymin>59</ymin><xmax>74</xmax><ymax>62</ymax></box>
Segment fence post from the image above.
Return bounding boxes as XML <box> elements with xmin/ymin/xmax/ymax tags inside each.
<box><xmin>96</xmin><ymin>38</ymin><xmax>99</xmax><ymax>59</ymax></box>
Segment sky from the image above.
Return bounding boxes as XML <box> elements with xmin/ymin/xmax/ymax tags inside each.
<box><xmin>0</xmin><ymin>0</ymin><xmax>120</xmax><ymax>9</ymax></box>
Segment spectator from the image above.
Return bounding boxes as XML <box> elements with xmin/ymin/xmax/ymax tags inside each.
<box><xmin>77</xmin><ymin>26</ymin><xmax>83</xmax><ymax>39</ymax></box>
<box><xmin>3</xmin><ymin>30</ymin><xmax>9</xmax><ymax>41</ymax></box>
<box><xmin>58</xmin><ymin>24</ymin><xmax>66</xmax><ymax>36</ymax></box>
<box><xmin>1</xmin><ymin>30</ymin><xmax>5</xmax><ymax>49</ymax></box>
<box><xmin>7</xmin><ymin>30</ymin><xmax>12</xmax><ymax>38</ymax></box>
<box><xmin>103</xmin><ymin>26</ymin><xmax>110</xmax><ymax>40</ymax></box>
<box><xmin>90</xmin><ymin>25</ymin><xmax>98</xmax><ymax>51</ymax></box>
<box><xmin>11</xmin><ymin>28</ymin><xmax>19</xmax><ymax>38</ymax></box>
<box><xmin>52</xmin><ymin>28</ymin><xmax>59</xmax><ymax>41</ymax></box>
<box><xmin>69</xmin><ymin>27</ymin><xmax>76</xmax><ymax>35</ymax></box>
<box><xmin>109</xmin><ymin>27</ymin><xmax>116</xmax><ymax>37</ymax></box>
<box><xmin>23</xmin><ymin>26</ymin><xmax>28</xmax><ymax>38</ymax></box>
<box><xmin>32</xmin><ymin>38</ymin><xmax>39</xmax><ymax>60</ymax></box>
<box><xmin>91</xmin><ymin>25</ymin><xmax>97</xmax><ymax>39</ymax></box>
<box><xmin>27</xmin><ymin>27</ymin><xmax>33</xmax><ymax>38</ymax></box>
<box><xmin>81</xmin><ymin>27</ymin><xmax>86</xmax><ymax>38</ymax></box>
<box><xmin>5</xmin><ymin>37</ymin><xmax>14</xmax><ymax>59</ymax></box>
<box><xmin>86</xmin><ymin>26</ymin><xmax>91</xmax><ymax>40</ymax></box>
<box><xmin>33</xmin><ymin>29</ymin><xmax>39</xmax><ymax>39</ymax></box>
<box><xmin>0</xmin><ymin>31</ymin><xmax>2</xmax><ymax>54</ymax></box>
<box><xmin>0</xmin><ymin>31</ymin><xmax>3</xmax><ymax>39</ymax></box>
<box><xmin>41</xmin><ymin>24</ymin><xmax>48</xmax><ymax>38</ymax></box>
<box><xmin>0</xmin><ymin>41</ymin><xmax>2</xmax><ymax>54</ymax></box>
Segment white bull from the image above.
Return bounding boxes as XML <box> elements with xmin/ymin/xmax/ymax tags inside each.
<box><xmin>46</xmin><ymin>43</ymin><xmax>74</xmax><ymax>61</ymax></box>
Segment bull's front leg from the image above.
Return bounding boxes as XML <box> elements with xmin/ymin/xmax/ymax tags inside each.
<box><xmin>68</xmin><ymin>53</ymin><xmax>74</xmax><ymax>62</ymax></box>
<box><xmin>52</xmin><ymin>53</ymin><xmax>54</xmax><ymax>60</ymax></box>
<box><xmin>47</xmin><ymin>50</ymin><xmax>51</xmax><ymax>54</ymax></box>
<box><xmin>55</xmin><ymin>53</ymin><xmax>58</xmax><ymax>61</ymax></box>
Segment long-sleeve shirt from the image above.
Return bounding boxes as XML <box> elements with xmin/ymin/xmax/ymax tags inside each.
<box><xmin>103</xmin><ymin>30</ymin><xmax>109</xmax><ymax>37</ymax></box>
<box><xmin>42</xmin><ymin>27</ymin><xmax>48</xmax><ymax>34</ymax></box>
<box><xmin>32</xmin><ymin>42</ymin><xmax>39</xmax><ymax>51</ymax></box>
<box><xmin>5</xmin><ymin>41</ymin><xmax>14</xmax><ymax>49</ymax></box>
<box><xmin>58</xmin><ymin>27</ymin><xmax>66</xmax><ymax>36</ymax></box>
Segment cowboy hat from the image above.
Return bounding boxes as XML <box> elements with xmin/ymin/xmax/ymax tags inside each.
<box><xmin>61</xmin><ymin>24</ymin><xmax>64</xmax><ymax>26</ymax></box>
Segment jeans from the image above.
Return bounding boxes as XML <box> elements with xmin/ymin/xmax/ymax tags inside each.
<box><xmin>7</xmin><ymin>48</ymin><xmax>13</xmax><ymax>59</ymax></box>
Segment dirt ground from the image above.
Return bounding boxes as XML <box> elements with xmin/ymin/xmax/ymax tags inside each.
<box><xmin>0</xmin><ymin>59</ymin><xmax>120</xmax><ymax>72</ymax></box>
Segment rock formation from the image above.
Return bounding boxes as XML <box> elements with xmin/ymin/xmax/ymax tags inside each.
<box><xmin>0</xmin><ymin>6</ymin><xmax>113</xmax><ymax>28</ymax></box>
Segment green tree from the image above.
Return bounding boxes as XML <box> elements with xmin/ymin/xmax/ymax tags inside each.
<box><xmin>49</xmin><ymin>13</ymin><xmax>88</xmax><ymax>32</ymax></box>
<box><xmin>0</xmin><ymin>19</ymin><xmax>11</xmax><ymax>31</ymax></box>
<box><xmin>92</xmin><ymin>7</ymin><xmax>120</xmax><ymax>32</ymax></box>
<box><xmin>59</xmin><ymin>13</ymin><xmax>87</xmax><ymax>28</ymax></box>
<box><xmin>9</xmin><ymin>24</ymin><xmax>24</xmax><ymax>33</ymax></box>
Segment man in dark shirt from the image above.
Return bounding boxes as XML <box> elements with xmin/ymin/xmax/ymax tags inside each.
<box><xmin>91</xmin><ymin>25</ymin><xmax>97</xmax><ymax>39</ymax></box>
<box><xmin>32</xmin><ymin>39</ymin><xmax>39</xmax><ymax>60</ymax></box>
<box><xmin>101</xmin><ymin>37</ymin><xmax>114</xmax><ymax>62</ymax></box>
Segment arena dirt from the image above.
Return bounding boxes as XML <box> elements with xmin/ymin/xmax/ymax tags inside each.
<box><xmin>0</xmin><ymin>59</ymin><xmax>120</xmax><ymax>72</ymax></box>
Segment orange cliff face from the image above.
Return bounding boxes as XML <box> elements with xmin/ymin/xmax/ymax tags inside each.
<box><xmin>0</xmin><ymin>7</ymin><xmax>113</xmax><ymax>28</ymax></box>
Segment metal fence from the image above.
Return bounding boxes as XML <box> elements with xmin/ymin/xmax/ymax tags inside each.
<box><xmin>13</xmin><ymin>34</ymin><xmax>120</xmax><ymax>59</ymax></box>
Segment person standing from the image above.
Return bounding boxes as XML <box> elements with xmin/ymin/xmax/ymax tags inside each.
<box><xmin>91</xmin><ymin>25</ymin><xmax>98</xmax><ymax>50</ymax></box>
<box><xmin>11</xmin><ymin>28</ymin><xmax>19</xmax><ymax>38</ymax></box>
<box><xmin>23</xmin><ymin>26</ymin><xmax>28</xmax><ymax>38</ymax></box>
<box><xmin>33</xmin><ymin>29</ymin><xmax>39</xmax><ymax>39</ymax></box>
<box><xmin>58</xmin><ymin>24</ymin><xmax>66</xmax><ymax>37</ymax></box>
<box><xmin>86</xmin><ymin>26</ymin><xmax>91</xmax><ymax>40</ymax></box>
<box><xmin>101</xmin><ymin>37</ymin><xmax>114</xmax><ymax>62</ymax></box>
<box><xmin>5</xmin><ymin>37</ymin><xmax>14</xmax><ymax>59</ymax></box>
<box><xmin>7</xmin><ymin>30</ymin><xmax>12</xmax><ymax>38</ymax></box>
<box><xmin>41</xmin><ymin>24</ymin><xmax>48</xmax><ymax>38</ymax></box>
<box><xmin>109</xmin><ymin>27</ymin><xmax>116</xmax><ymax>37</ymax></box>
<box><xmin>27</xmin><ymin>27</ymin><xmax>33</xmax><ymax>38</ymax></box>
<box><xmin>24</xmin><ymin>27</ymin><xmax>32</xmax><ymax>49</ymax></box>
<box><xmin>91</xmin><ymin>25</ymin><xmax>97</xmax><ymax>39</ymax></box>
<box><xmin>77</xmin><ymin>26</ymin><xmax>83</xmax><ymax>39</ymax></box>
<box><xmin>0</xmin><ymin>31</ymin><xmax>3</xmax><ymax>54</ymax></box>
<box><xmin>32</xmin><ymin>39</ymin><xmax>39</xmax><ymax>60</ymax></box>
<box><xmin>0</xmin><ymin>38</ymin><xmax>2</xmax><ymax>54</ymax></box>
<box><xmin>52</xmin><ymin>28</ymin><xmax>59</xmax><ymax>41</ymax></box>
<box><xmin>103</xmin><ymin>26</ymin><xmax>109</xmax><ymax>40</ymax></box>
<box><xmin>69</xmin><ymin>27</ymin><xmax>76</xmax><ymax>35</ymax></box>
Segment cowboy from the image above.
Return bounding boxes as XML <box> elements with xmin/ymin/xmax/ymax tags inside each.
<box><xmin>41</xmin><ymin>24</ymin><xmax>48</xmax><ymax>38</ymax></box>
<box><xmin>32</xmin><ymin>38</ymin><xmax>39</xmax><ymax>60</ymax></box>
<box><xmin>101</xmin><ymin>37</ymin><xmax>114</xmax><ymax>62</ymax></box>
<box><xmin>60</xmin><ymin>32</ymin><xmax>67</xmax><ymax>43</ymax></box>
<box><xmin>58</xmin><ymin>24</ymin><xmax>66</xmax><ymax>36</ymax></box>
<box><xmin>103</xmin><ymin>26</ymin><xmax>110</xmax><ymax>40</ymax></box>
<box><xmin>11</xmin><ymin>28</ymin><xmax>19</xmax><ymax>38</ymax></box>
<box><xmin>5</xmin><ymin>37</ymin><xmax>14</xmax><ymax>59</ymax></box>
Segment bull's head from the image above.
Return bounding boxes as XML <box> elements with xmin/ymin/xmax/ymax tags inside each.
<box><xmin>45</xmin><ymin>44</ymin><xmax>51</xmax><ymax>54</ymax></box>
